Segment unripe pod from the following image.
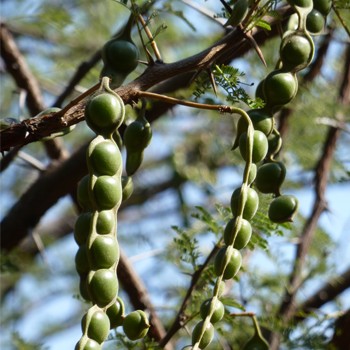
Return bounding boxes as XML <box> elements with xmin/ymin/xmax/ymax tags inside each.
<box><xmin>88</xmin><ymin>269</ymin><xmax>118</xmax><ymax>307</ymax></box>
<box><xmin>124</xmin><ymin>115</ymin><xmax>152</xmax><ymax>153</ymax></box>
<box><xmin>96</xmin><ymin>210</ymin><xmax>115</xmax><ymax>235</ymax></box>
<box><xmin>239</xmin><ymin>130</ymin><xmax>268</xmax><ymax>163</ymax></box>
<box><xmin>125</xmin><ymin>151</ymin><xmax>144</xmax><ymax>176</ymax></box>
<box><xmin>247</xmin><ymin>163</ymin><xmax>257</xmax><ymax>185</ymax></box>
<box><xmin>89</xmin><ymin>140</ymin><xmax>122</xmax><ymax>176</ymax></box>
<box><xmin>255</xmin><ymin>161</ymin><xmax>286</xmax><ymax>195</ymax></box>
<box><xmin>75</xmin><ymin>338</ymin><xmax>101</xmax><ymax>350</ymax></box>
<box><xmin>224</xmin><ymin>0</ymin><xmax>249</xmax><ymax>27</ymax></box>
<box><xmin>74</xmin><ymin>212</ymin><xmax>92</xmax><ymax>245</ymax></box>
<box><xmin>313</xmin><ymin>0</ymin><xmax>332</xmax><ymax>16</ymax></box>
<box><xmin>268</xmin><ymin>195</ymin><xmax>299</xmax><ymax>223</ymax></box>
<box><xmin>121</xmin><ymin>176</ymin><xmax>134</xmax><ymax>201</ymax></box>
<box><xmin>287</xmin><ymin>0</ymin><xmax>312</xmax><ymax>7</ymax></box>
<box><xmin>89</xmin><ymin>236</ymin><xmax>119</xmax><ymax>270</ymax></box>
<box><xmin>262</xmin><ymin>71</ymin><xmax>298</xmax><ymax>110</ymax></box>
<box><xmin>224</xmin><ymin>218</ymin><xmax>252</xmax><ymax>249</ymax></box>
<box><xmin>123</xmin><ymin>310</ymin><xmax>150</xmax><ymax>340</ymax></box>
<box><xmin>214</xmin><ymin>247</ymin><xmax>242</xmax><ymax>280</ymax></box>
<box><xmin>107</xmin><ymin>296</ymin><xmax>125</xmax><ymax>328</ymax></box>
<box><xmin>191</xmin><ymin>321</ymin><xmax>215</xmax><ymax>349</ymax></box>
<box><xmin>306</xmin><ymin>10</ymin><xmax>326</xmax><ymax>34</ymax></box>
<box><xmin>243</xmin><ymin>332</ymin><xmax>269</xmax><ymax>350</ymax></box>
<box><xmin>231</xmin><ymin>186</ymin><xmax>259</xmax><ymax>220</ymax></box>
<box><xmin>77</xmin><ymin>175</ymin><xmax>93</xmax><ymax>211</ymax></box>
<box><xmin>75</xmin><ymin>244</ymin><xmax>90</xmax><ymax>275</ymax></box>
<box><xmin>102</xmin><ymin>40</ymin><xmax>139</xmax><ymax>75</ymax></box>
<box><xmin>93</xmin><ymin>176</ymin><xmax>122</xmax><ymax>210</ymax></box>
<box><xmin>81</xmin><ymin>310</ymin><xmax>110</xmax><ymax>344</ymax></box>
<box><xmin>79</xmin><ymin>274</ymin><xmax>91</xmax><ymax>301</ymax></box>
<box><xmin>200</xmin><ymin>298</ymin><xmax>225</xmax><ymax>323</ymax></box>
<box><xmin>85</xmin><ymin>93</ymin><xmax>125</xmax><ymax>136</ymax></box>
<box><xmin>280</xmin><ymin>34</ymin><xmax>313</xmax><ymax>71</ymax></box>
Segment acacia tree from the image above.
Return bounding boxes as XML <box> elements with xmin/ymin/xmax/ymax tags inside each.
<box><xmin>1</xmin><ymin>0</ymin><xmax>349</xmax><ymax>349</ymax></box>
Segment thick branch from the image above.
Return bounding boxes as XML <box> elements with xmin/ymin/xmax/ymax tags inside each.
<box><xmin>0</xmin><ymin>6</ymin><xmax>292</xmax><ymax>152</ymax></box>
<box><xmin>294</xmin><ymin>266</ymin><xmax>350</xmax><ymax>322</ymax></box>
<box><xmin>0</xmin><ymin>22</ymin><xmax>66</xmax><ymax>161</ymax></box>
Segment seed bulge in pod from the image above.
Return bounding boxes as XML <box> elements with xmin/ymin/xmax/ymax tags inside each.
<box><xmin>89</xmin><ymin>140</ymin><xmax>121</xmax><ymax>176</ymax></box>
<box><xmin>123</xmin><ymin>310</ymin><xmax>150</xmax><ymax>340</ymax></box>
<box><xmin>89</xmin><ymin>235</ymin><xmax>119</xmax><ymax>270</ymax></box>
<box><xmin>268</xmin><ymin>195</ymin><xmax>299</xmax><ymax>223</ymax></box>
<box><xmin>81</xmin><ymin>310</ymin><xmax>110</xmax><ymax>344</ymax></box>
<box><xmin>96</xmin><ymin>210</ymin><xmax>115</xmax><ymax>235</ymax></box>
<box><xmin>200</xmin><ymin>298</ymin><xmax>225</xmax><ymax>323</ymax></box>
<box><xmin>85</xmin><ymin>93</ymin><xmax>125</xmax><ymax>136</ymax></box>
<box><xmin>75</xmin><ymin>244</ymin><xmax>90</xmax><ymax>275</ymax></box>
<box><xmin>224</xmin><ymin>218</ymin><xmax>252</xmax><ymax>249</ymax></box>
<box><xmin>191</xmin><ymin>321</ymin><xmax>214</xmax><ymax>349</ymax></box>
<box><xmin>255</xmin><ymin>161</ymin><xmax>286</xmax><ymax>195</ymax></box>
<box><xmin>214</xmin><ymin>247</ymin><xmax>242</xmax><ymax>280</ymax></box>
<box><xmin>239</xmin><ymin>130</ymin><xmax>268</xmax><ymax>163</ymax></box>
<box><xmin>231</xmin><ymin>186</ymin><xmax>259</xmax><ymax>220</ymax></box>
<box><xmin>93</xmin><ymin>176</ymin><xmax>122</xmax><ymax>210</ymax></box>
<box><xmin>88</xmin><ymin>269</ymin><xmax>118</xmax><ymax>307</ymax></box>
<box><xmin>107</xmin><ymin>296</ymin><xmax>125</xmax><ymax>328</ymax></box>
<box><xmin>74</xmin><ymin>212</ymin><xmax>92</xmax><ymax>245</ymax></box>
<box><xmin>77</xmin><ymin>175</ymin><xmax>93</xmax><ymax>211</ymax></box>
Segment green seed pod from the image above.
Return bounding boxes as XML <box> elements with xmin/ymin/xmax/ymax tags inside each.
<box><xmin>214</xmin><ymin>247</ymin><xmax>242</xmax><ymax>280</ymax></box>
<box><xmin>255</xmin><ymin>161</ymin><xmax>286</xmax><ymax>195</ymax></box>
<box><xmin>231</xmin><ymin>186</ymin><xmax>259</xmax><ymax>220</ymax></box>
<box><xmin>280</xmin><ymin>33</ymin><xmax>313</xmax><ymax>71</ymax></box>
<box><xmin>268</xmin><ymin>195</ymin><xmax>299</xmax><ymax>223</ymax></box>
<box><xmin>200</xmin><ymin>298</ymin><xmax>225</xmax><ymax>323</ymax></box>
<box><xmin>96</xmin><ymin>210</ymin><xmax>115</xmax><ymax>235</ymax></box>
<box><xmin>85</xmin><ymin>93</ymin><xmax>125</xmax><ymax>136</ymax></box>
<box><xmin>89</xmin><ymin>236</ymin><xmax>119</xmax><ymax>270</ymax></box>
<box><xmin>247</xmin><ymin>163</ymin><xmax>257</xmax><ymax>185</ymax></box>
<box><xmin>77</xmin><ymin>175</ymin><xmax>93</xmax><ymax>211</ymax></box>
<box><xmin>243</xmin><ymin>333</ymin><xmax>269</xmax><ymax>350</ymax></box>
<box><xmin>88</xmin><ymin>269</ymin><xmax>118</xmax><ymax>307</ymax></box>
<box><xmin>93</xmin><ymin>176</ymin><xmax>122</xmax><ymax>210</ymax></box>
<box><xmin>121</xmin><ymin>176</ymin><xmax>134</xmax><ymax>201</ymax></box>
<box><xmin>191</xmin><ymin>321</ymin><xmax>215</xmax><ymax>349</ymax></box>
<box><xmin>75</xmin><ymin>338</ymin><xmax>101</xmax><ymax>350</ymax></box>
<box><xmin>125</xmin><ymin>150</ymin><xmax>144</xmax><ymax>176</ymax></box>
<box><xmin>123</xmin><ymin>310</ymin><xmax>150</xmax><ymax>340</ymax></box>
<box><xmin>102</xmin><ymin>40</ymin><xmax>139</xmax><ymax>76</ymax></box>
<box><xmin>75</xmin><ymin>244</ymin><xmax>90</xmax><ymax>275</ymax></box>
<box><xmin>306</xmin><ymin>10</ymin><xmax>326</xmax><ymax>34</ymax></box>
<box><xmin>89</xmin><ymin>140</ymin><xmax>122</xmax><ymax>176</ymax></box>
<box><xmin>216</xmin><ymin>280</ymin><xmax>226</xmax><ymax>297</ymax></box>
<box><xmin>232</xmin><ymin>110</ymin><xmax>274</xmax><ymax>150</ymax></box>
<box><xmin>81</xmin><ymin>310</ymin><xmax>110</xmax><ymax>344</ymax></box>
<box><xmin>239</xmin><ymin>130</ymin><xmax>268</xmax><ymax>163</ymax></box>
<box><xmin>255</xmin><ymin>79</ymin><xmax>266</xmax><ymax>102</ymax></box>
<box><xmin>74</xmin><ymin>212</ymin><xmax>92</xmax><ymax>246</ymax></box>
<box><xmin>79</xmin><ymin>275</ymin><xmax>91</xmax><ymax>301</ymax></box>
<box><xmin>124</xmin><ymin>115</ymin><xmax>152</xmax><ymax>153</ymax></box>
<box><xmin>267</xmin><ymin>129</ymin><xmax>283</xmax><ymax>158</ymax></box>
<box><xmin>107</xmin><ymin>296</ymin><xmax>125</xmax><ymax>328</ymax></box>
<box><xmin>224</xmin><ymin>218</ymin><xmax>252</xmax><ymax>249</ymax></box>
<box><xmin>262</xmin><ymin>71</ymin><xmax>298</xmax><ymax>110</ymax></box>
<box><xmin>224</xmin><ymin>0</ymin><xmax>249</xmax><ymax>27</ymax></box>
<box><xmin>313</xmin><ymin>0</ymin><xmax>332</xmax><ymax>16</ymax></box>
<box><xmin>287</xmin><ymin>0</ymin><xmax>312</xmax><ymax>7</ymax></box>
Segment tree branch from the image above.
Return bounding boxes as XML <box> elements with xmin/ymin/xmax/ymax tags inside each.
<box><xmin>0</xmin><ymin>6</ymin><xmax>292</xmax><ymax>152</ymax></box>
<box><xmin>0</xmin><ymin>22</ymin><xmax>66</xmax><ymax>161</ymax></box>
